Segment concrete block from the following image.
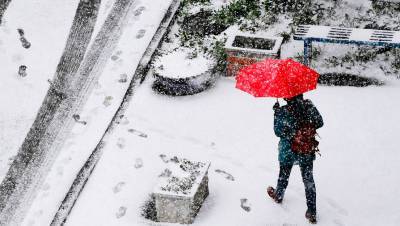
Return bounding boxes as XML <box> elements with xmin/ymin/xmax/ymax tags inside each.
<box><xmin>153</xmin><ymin>157</ymin><xmax>210</xmax><ymax>224</ymax></box>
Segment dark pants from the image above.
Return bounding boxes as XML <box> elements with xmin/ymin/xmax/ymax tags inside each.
<box><xmin>275</xmin><ymin>162</ymin><xmax>316</xmax><ymax>214</ymax></box>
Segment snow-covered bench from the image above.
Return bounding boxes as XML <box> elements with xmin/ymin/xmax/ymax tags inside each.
<box><xmin>294</xmin><ymin>25</ymin><xmax>400</xmax><ymax>66</ymax></box>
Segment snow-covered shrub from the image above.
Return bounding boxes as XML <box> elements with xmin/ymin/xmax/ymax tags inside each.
<box><xmin>291</xmin><ymin>2</ymin><xmax>325</xmax><ymax>26</ymax></box>
<box><xmin>212</xmin><ymin>0</ymin><xmax>261</xmax><ymax>27</ymax></box>
<box><xmin>172</xmin><ymin>0</ymin><xmax>400</xmax><ymax>80</ymax></box>
<box><xmin>263</xmin><ymin>0</ymin><xmax>309</xmax><ymax>14</ymax></box>
<box><xmin>261</xmin><ymin>0</ymin><xmax>327</xmax><ymax>28</ymax></box>
<box><xmin>209</xmin><ymin>38</ymin><xmax>228</xmax><ymax>73</ymax></box>
<box><xmin>183</xmin><ymin>0</ymin><xmax>210</xmax><ymax>4</ymax></box>
<box><xmin>181</xmin><ymin>9</ymin><xmax>228</xmax><ymax>38</ymax></box>
<box><xmin>318</xmin><ymin>73</ymin><xmax>384</xmax><ymax>87</ymax></box>
<box><xmin>370</xmin><ymin>0</ymin><xmax>400</xmax><ymax>14</ymax></box>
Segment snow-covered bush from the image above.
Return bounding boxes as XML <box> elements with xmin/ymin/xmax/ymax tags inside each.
<box><xmin>171</xmin><ymin>0</ymin><xmax>400</xmax><ymax>78</ymax></box>
<box><xmin>371</xmin><ymin>0</ymin><xmax>400</xmax><ymax>13</ymax></box>
<box><xmin>212</xmin><ymin>0</ymin><xmax>261</xmax><ymax>27</ymax></box>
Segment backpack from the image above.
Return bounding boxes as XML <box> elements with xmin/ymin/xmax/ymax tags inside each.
<box><xmin>291</xmin><ymin>122</ymin><xmax>319</xmax><ymax>155</ymax></box>
<box><xmin>290</xmin><ymin>101</ymin><xmax>320</xmax><ymax>155</ymax></box>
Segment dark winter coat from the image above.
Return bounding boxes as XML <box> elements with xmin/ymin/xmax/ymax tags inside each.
<box><xmin>274</xmin><ymin>99</ymin><xmax>324</xmax><ymax>165</ymax></box>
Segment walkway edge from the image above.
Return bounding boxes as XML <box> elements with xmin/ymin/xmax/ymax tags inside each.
<box><xmin>50</xmin><ymin>0</ymin><xmax>182</xmax><ymax>225</ymax></box>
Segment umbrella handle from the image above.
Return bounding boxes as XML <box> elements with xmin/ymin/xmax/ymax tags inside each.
<box><xmin>273</xmin><ymin>98</ymin><xmax>280</xmax><ymax>111</ymax></box>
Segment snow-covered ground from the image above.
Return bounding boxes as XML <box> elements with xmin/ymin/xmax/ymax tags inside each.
<box><xmin>2</xmin><ymin>0</ymin><xmax>400</xmax><ymax>225</ymax></box>
<box><xmin>20</xmin><ymin>0</ymin><xmax>176</xmax><ymax>225</ymax></box>
<box><xmin>62</xmin><ymin>74</ymin><xmax>400</xmax><ymax>226</ymax></box>
<box><xmin>0</xmin><ymin>0</ymin><xmax>80</xmax><ymax>180</ymax></box>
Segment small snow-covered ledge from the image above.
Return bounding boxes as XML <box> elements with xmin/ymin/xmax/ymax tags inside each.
<box><xmin>153</xmin><ymin>157</ymin><xmax>210</xmax><ymax>224</ymax></box>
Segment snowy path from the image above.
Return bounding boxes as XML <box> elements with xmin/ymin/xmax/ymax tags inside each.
<box><xmin>64</xmin><ymin>76</ymin><xmax>400</xmax><ymax>226</ymax></box>
<box><xmin>21</xmin><ymin>0</ymin><xmax>176</xmax><ymax>225</ymax></box>
<box><xmin>0</xmin><ymin>0</ymin><xmax>80</xmax><ymax>181</ymax></box>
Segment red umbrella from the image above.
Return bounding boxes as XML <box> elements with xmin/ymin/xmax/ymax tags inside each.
<box><xmin>235</xmin><ymin>58</ymin><xmax>319</xmax><ymax>98</ymax></box>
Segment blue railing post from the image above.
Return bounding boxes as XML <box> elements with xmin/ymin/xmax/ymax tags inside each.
<box><xmin>304</xmin><ymin>39</ymin><xmax>312</xmax><ymax>66</ymax></box>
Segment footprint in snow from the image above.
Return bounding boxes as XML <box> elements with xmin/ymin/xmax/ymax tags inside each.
<box><xmin>215</xmin><ymin>169</ymin><xmax>235</xmax><ymax>181</ymax></box>
<box><xmin>18</xmin><ymin>65</ymin><xmax>27</xmax><ymax>77</ymax></box>
<box><xmin>333</xmin><ymin>219</ymin><xmax>345</xmax><ymax>226</ymax></box>
<box><xmin>116</xmin><ymin>206</ymin><xmax>127</xmax><ymax>219</ymax></box>
<box><xmin>326</xmin><ymin>198</ymin><xmax>349</xmax><ymax>216</ymax></box>
<box><xmin>136</xmin><ymin>29</ymin><xmax>146</xmax><ymax>39</ymax></box>
<box><xmin>159</xmin><ymin>154</ymin><xmax>169</xmax><ymax>163</ymax></box>
<box><xmin>210</xmin><ymin>142</ymin><xmax>216</xmax><ymax>149</ymax></box>
<box><xmin>72</xmin><ymin>114</ymin><xmax>87</xmax><ymax>125</ymax></box>
<box><xmin>117</xmin><ymin>137</ymin><xmax>126</xmax><ymax>149</ymax></box>
<box><xmin>118</xmin><ymin>115</ymin><xmax>129</xmax><ymax>125</ymax></box>
<box><xmin>128</xmin><ymin>128</ymin><xmax>148</xmax><ymax>138</ymax></box>
<box><xmin>134</xmin><ymin>158</ymin><xmax>143</xmax><ymax>169</ymax></box>
<box><xmin>113</xmin><ymin>182</ymin><xmax>126</xmax><ymax>194</ymax></box>
<box><xmin>240</xmin><ymin>198</ymin><xmax>251</xmax><ymax>212</ymax></box>
<box><xmin>103</xmin><ymin>96</ymin><xmax>113</xmax><ymax>107</ymax></box>
<box><xmin>118</xmin><ymin>73</ymin><xmax>128</xmax><ymax>83</ymax></box>
<box><xmin>94</xmin><ymin>81</ymin><xmax>102</xmax><ymax>90</ymax></box>
<box><xmin>111</xmin><ymin>55</ymin><xmax>119</xmax><ymax>61</ymax></box>
<box><xmin>133</xmin><ymin>6</ymin><xmax>146</xmax><ymax>16</ymax></box>
<box><xmin>17</xmin><ymin>28</ymin><xmax>31</xmax><ymax>49</ymax></box>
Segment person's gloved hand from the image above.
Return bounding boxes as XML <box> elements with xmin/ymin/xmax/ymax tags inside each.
<box><xmin>273</xmin><ymin>101</ymin><xmax>280</xmax><ymax>111</ymax></box>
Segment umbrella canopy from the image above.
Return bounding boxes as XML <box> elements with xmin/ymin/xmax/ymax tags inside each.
<box><xmin>235</xmin><ymin>58</ymin><xmax>319</xmax><ymax>98</ymax></box>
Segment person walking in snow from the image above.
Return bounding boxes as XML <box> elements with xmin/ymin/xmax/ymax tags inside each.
<box><xmin>267</xmin><ymin>94</ymin><xmax>323</xmax><ymax>224</ymax></box>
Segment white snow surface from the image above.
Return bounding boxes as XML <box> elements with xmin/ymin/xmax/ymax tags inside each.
<box><xmin>1</xmin><ymin>0</ymin><xmax>400</xmax><ymax>226</ymax></box>
<box><xmin>0</xmin><ymin>0</ymin><xmax>81</xmax><ymax>181</ymax></box>
<box><xmin>154</xmin><ymin>157</ymin><xmax>210</xmax><ymax>197</ymax></box>
<box><xmin>154</xmin><ymin>48</ymin><xmax>212</xmax><ymax>79</ymax></box>
<box><xmin>63</xmin><ymin>75</ymin><xmax>400</xmax><ymax>226</ymax></box>
<box><xmin>21</xmin><ymin>0</ymin><xmax>174</xmax><ymax>225</ymax></box>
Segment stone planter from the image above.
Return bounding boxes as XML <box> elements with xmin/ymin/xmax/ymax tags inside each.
<box><xmin>152</xmin><ymin>48</ymin><xmax>217</xmax><ymax>96</ymax></box>
<box><xmin>224</xmin><ymin>30</ymin><xmax>283</xmax><ymax>76</ymax></box>
<box><xmin>153</xmin><ymin>157</ymin><xmax>210</xmax><ymax>224</ymax></box>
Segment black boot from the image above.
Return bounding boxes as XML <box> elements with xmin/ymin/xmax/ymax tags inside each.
<box><xmin>267</xmin><ymin>186</ymin><xmax>282</xmax><ymax>203</ymax></box>
<box><xmin>305</xmin><ymin>210</ymin><xmax>317</xmax><ymax>224</ymax></box>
